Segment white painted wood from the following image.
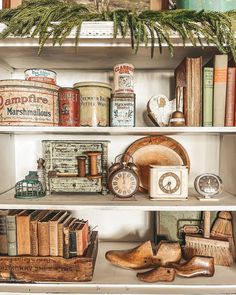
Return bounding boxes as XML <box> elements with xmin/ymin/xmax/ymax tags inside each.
<box><xmin>1</xmin><ymin>190</ymin><xmax>236</xmax><ymax>211</ymax></box>
<box><xmin>0</xmin><ymin>241</ymin><xmax>235</xmax><ymax>294</ymax></box>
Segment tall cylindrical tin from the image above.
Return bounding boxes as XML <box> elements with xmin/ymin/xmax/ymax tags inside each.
<box><xmin>110</xmin><ymin>93</ymin><xmax>136</xmax><ymax>127</ymax></box>
<box><xmin>113</xmin><ymin>63</ymin><xmax>134</xmax><ymax>93</ymax></box>
<box><xmin>0</xmin><ymin>79</ymin><xmax>59</xmax><ymax>126</ymax></box>
<box><xmin>73</xmin><ymin>82</ymin><xmax>111</xmax><ymax>127</ymax></box>
<box><xmin>24</xmin><ymin>69</ymin><xmax>57</xmax><ymax>85</ymax></box>
<box><xmin>58</xmin><ymin>87</ymin><xmax>80</xmax><ymax>126</ymax></box>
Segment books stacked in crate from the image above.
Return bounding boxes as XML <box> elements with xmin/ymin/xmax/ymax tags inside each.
<box><xmin>175</xmin><ymin>54</ymin><xmax>236</xmax><ymax>127</ymax></box>
<box><xmin>0</xmin><ymin>209</ymin><xmax>90</xmax><ymax>258</ymax></box>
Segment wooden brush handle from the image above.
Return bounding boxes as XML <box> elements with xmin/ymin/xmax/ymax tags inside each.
<box><xmin>204</xmin><ymin>211</ymin><xmax>211</xmax><ymax>238</ymax></box>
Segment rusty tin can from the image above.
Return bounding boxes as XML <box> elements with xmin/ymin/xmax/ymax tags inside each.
<box><xmin>59</xmin><ymin>87</ymin><xmax>80</xmax><ymax>126</ymax></box>
<box><xmin>73</xmin><ymin>82</ymin><xmax>111</xmax><ymax>127</ymax></box>
<box><xmin>113</xmin><ymin>63</ymin><xmax>134</xmax><ymax>93</ymax></box>
<box><xmin>25</xmin><ymin>68</ymin><xmax>57</xmax><ymax>85</ymax></box>
<box><xmin>110</xmin><ymin>93</ymin><xmax>136</xmax><ymax>127</ymax></box>
<box><xmin>0</xmin><ymin>80</ymin><xmax>59</xmax><ymax>126</ymax></box>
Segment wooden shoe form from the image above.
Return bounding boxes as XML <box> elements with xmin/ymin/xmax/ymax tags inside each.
<box><xmin>105</xmin><ymin>240</ymin><xmax>181</xmax><ymax>270</ymax></box>
<box><xmin>137</xmin><ymin>267</ymin><xmax>175</xmax><ymax>283</ymax></box>
<box><xmin>173</xmin><ymin>256</ymin><xmax>215</xmax><ymax>278</ymax></box>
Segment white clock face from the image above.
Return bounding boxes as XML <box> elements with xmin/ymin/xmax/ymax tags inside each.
<box><xmin>111</xmin><ymin>170</ymin><xmax>138</xmax><ymax>198</ymax></box>
<box><xmin>158</xmin><ymin>172</ymin><xmax>181</xmax><ymax>194</ymax></box>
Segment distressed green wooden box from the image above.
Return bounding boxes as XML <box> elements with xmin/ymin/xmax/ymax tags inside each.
<box><xmin>42</xmin><ymin>140</ymin><xmax>109</xmax><ymax>194</ymax></box>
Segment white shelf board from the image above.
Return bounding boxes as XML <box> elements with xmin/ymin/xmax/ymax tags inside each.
<box><xmin>0</xmin><ymin>241</ymin><xmax>235</xmax><ymax>294</ymax></box>
<box><xmin>1</xmin><ymin>191</ymin><xmax>236</xmax><ymax>211</ymax></box>
<box><xmin>0</xmin><ymin>126</ymin><xmax>236</xmax><ymax>135</ymax></box>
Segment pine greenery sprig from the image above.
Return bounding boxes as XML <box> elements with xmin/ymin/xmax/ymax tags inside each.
<box><xmin>0</xmin><ymin>0</ymin><xmax>235</xmax><ymax>58</ymax></box>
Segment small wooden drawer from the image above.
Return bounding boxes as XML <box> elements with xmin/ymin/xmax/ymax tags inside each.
<box><xmin>0</xmin><ymin>231</ymin><xmax>98</xmax><ymax>282</ymax></box>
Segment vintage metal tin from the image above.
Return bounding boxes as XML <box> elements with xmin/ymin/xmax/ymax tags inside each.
<box><xmin>24</xmin><ymin>68</ymin><xmax>57</xmax><ymax>85</ymax></box>
<box><xmin>113</xmin><ymin>63</ymin><xmax>134</xmax><ymax>93</ymax></box>
<box><xmin>59</xmin><ymin>87</ymin><xmax>80</xmax><ymax>126</ymax></box>
<box><xmin>73</xmin><ymin>82</ymin><xmax>111</xmax><ymax>127</ymax></box>
<box><xmin>0</xmin><ymin>80</ymin><xmax>59</xmax><ymax>126</ymax></box>
<box><xmin>110</xmin><ymin>93</ymin><xmax>136</xmax><ymax>127</ymax></box>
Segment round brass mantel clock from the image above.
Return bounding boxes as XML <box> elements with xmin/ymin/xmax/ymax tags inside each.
<box><xmin>194</xmin><ymin>173</ymin><xmax>223</xmax><ymax>200</ymax></box>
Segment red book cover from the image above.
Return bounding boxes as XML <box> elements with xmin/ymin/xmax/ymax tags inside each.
<box><xmin>225</xmin><ymin>68</ymin><xmax>236</xmax><ymax>126</ymax></box>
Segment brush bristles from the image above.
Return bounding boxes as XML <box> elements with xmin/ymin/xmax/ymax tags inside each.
<box><xmin>184</xmin><ymin>237</ymin><xmax>233</xmax><ymax>266</ymax></box>
<box><xmin>211</xmin><ymin>217</ymin><xmax>233</xmax><ymax>239</ymax></box>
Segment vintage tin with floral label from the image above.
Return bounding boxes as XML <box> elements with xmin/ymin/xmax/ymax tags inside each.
<box><xmin>0</xmin><ymin>80</ymin><xmax>59</xmax><ymax>126</ymax></box>
<box><xmin>24</xmin><ymin>68</ymin><xmax>57</xmax><ymax>85</ymax></box>
<box><xmin>110</xmin><ymin>93</ymin><xmax>136</xmax><ymax>127</ymax></box>
<box><xmin>59</xmin><ymin>87</ymin><xmax>80</xmax><ymax>126</ymax></box>
<box><xmin>73</xmin><ymin>82</ymin><xmax>111</xmax><ymax>127</ymax></box>
<box><xmin>113</xmin><ymin>63</ymin><xmax>134</xmax><ymax>93</ymax></box>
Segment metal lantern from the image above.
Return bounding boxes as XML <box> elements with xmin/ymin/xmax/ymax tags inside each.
<box><xmin>15</xmin><ymin>171</ymin><xmax>45</xmax><ymax>199</ymax></box>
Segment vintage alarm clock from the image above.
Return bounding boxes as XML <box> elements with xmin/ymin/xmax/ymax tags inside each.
<box><xmin>108</xmin><ymin>154</ymin><xmax>139</xmax><ymax>199</ymax></box>
<box><xmin>149</xmin><ymin>165</ymin><xmax>188</xmax><ymax>200</ymax></box>
<box><xmin>194</xmin><ymin>173</ymin><xmax>223</xmax><ymax>201</ymax></box>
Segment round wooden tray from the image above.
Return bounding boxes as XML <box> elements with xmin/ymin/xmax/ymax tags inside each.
<box><xmin>124</xmin><ymin>136</ymin><xmax>190</xmax><ymax>192</ymax></box>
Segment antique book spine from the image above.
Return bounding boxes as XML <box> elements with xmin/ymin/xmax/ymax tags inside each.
<box><xmin>16</xmin><ymin>215</ymin><xmax>31</xmax><ymax>255</ymax></box>
<box><xmin>203</xmin><ymin>67</ymin><xmax>214</xmax><ymax>127</ymax></box>
<box><xmin>63</xmin><ymin>226</ymin><xmax>70</xmax><ymax>259</ymax></box>
<box><xmin>6</xmin><ymin>215</ymin><xmax>17</xmax><ymax>256</ymax></box>
<box><xmin>38</xmin><ymin>222</ymin><xmax>50</xmax><ymax>256</ymax></box>
<box><xmin>30</xmin><ymin>220</ymin><xmax>39</xmax><ymax>256</ymax></box>
<box><xmin>69</xmin><ymin>230</ymin><xmax>77</xmax><ymax>258</ymax></box>
<box><xmin>213</xmin><ymin>54</ymin><xmax>228</xmax><ymax>126</ymax></box>
<box><xmin>50</xmin><ymin>220</ymin><xmax>59</xmax><ymax>256</ymax></box>
<box><xmin>58</xmin><ymin>214</ymin><xmax>71</xmax><ymax>257</ymax></box>
<box><xmin>0</xmin><ymin>214</ymin><xmax>8</xmax><ymax>254</ymax></box>
<box><xmin>225</xmin><ymin>67</ymin><xmax>236</xmax><ymax>126</ymax></box>
<box><xmin>76</xmin><ymin>226</ymin><xmax>83</xmax><ymax>256</ymax></box>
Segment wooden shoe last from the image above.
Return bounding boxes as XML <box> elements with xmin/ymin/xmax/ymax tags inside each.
<box><xmin>137</xmin><ymin>267</ymin><xmax>175</xmax><ymax>283</ymax></box>
<box><xmin>105</xmin><ymin>240</ymin><xmax>181</xmax><ymax>270</ymax></box>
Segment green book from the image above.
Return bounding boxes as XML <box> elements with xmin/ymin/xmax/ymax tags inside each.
<box><xmin>6</xmin><ymin>209</ymin><xmax>22</xmax><ymax>256</ymax></box>
<box><xmin>203</xmin><ymin>67</ymin><xmax>214</xmax><ymax>127</ymax></box>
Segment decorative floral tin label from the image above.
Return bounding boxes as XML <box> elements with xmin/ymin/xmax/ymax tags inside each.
<box><xmin>114</xmin><ymin>63</ymin><xmax>134</xmax><ymax>93</ymax></box>
<box><xmin>110</xmin><ymin>94</ymin><xmax>135</xmax><ymax>127</ymax></box>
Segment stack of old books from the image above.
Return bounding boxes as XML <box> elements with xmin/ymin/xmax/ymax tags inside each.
<box><xmin>175</xmin><ymin>54</ymin><xmax>236</xmax><ymax>127</ymax></box>
<box><xmin>0</xmin><ymin>209</ymin><xmax>90</xmax><ymax>258</ymax></box>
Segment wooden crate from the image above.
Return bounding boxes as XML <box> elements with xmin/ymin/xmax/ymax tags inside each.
<box><xmin>0</xmin><ymin>231</ymin><xmax>98</xmax><ymax>283</ymax></box>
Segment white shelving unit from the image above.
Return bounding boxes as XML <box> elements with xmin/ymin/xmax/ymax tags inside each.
<box><xmin>0</xmin><ymin>23</ymin><xmax>236</xmax><ymax>294</ymax></box>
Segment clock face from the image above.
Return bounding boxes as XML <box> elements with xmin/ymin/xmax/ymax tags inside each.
<box><xmin>158</xmin><ymin>172</ymin><xmax>181</xmax><ymax>194</ymax></box>
<box><xmin>195</xmin><ymin>174</ymin><xmax>222</xmax><ymax>196</ymax></box>
<box><xmin>110</xmin><ymin>169</ymin><xmax>139</xmax><ymax>198</ymax></box>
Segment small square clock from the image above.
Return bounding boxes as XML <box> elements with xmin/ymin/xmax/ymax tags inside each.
<box><xmin>149</xmin><ymin>165</ymin><xmax>188</xmax><ymax>200</ymax></box>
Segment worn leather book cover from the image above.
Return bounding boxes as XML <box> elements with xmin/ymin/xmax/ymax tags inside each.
<box><xmin>38</xmin><ymin>211</ymin><xmax>59</xmax><ymax>257</ymax></box>
<box><xmin>30</xmin><ymin>210</ymin><xmax>49</xmax><ymax>257</ymax></box>
<box><xmin>213</xmin><ymin>54</ymin><xmax>228</xmax><ymax>126</ymax></box>
<box><xmin>16</xmin><ymin>210</ymin><xmax>37</xmax><ymax>256</ymax></box>
<box><xmin>63</xmin><ymin>217</ymin><xmax>76</xmax><ymax>259</ymax></box>
<box><xmin>75</xmin><ymin>220</ymin><xmax>89</xmax><ymax>256</ymax></box>
<box><xmin>225</xmin><ymin>68</ymin><xmax>236</xmax><ymax>126</ymax></box>
<box><xmin>69</xmin><ymin>222</ymin><xmax>79</xmax><ymax>258</ymax></box>
<box><xmin>58</xmin><ymin>213</ymin><xmax>72</xmax><ymax>257</ymax></box>
<box><xmin>175</xmin><ymin>57</ymin><xmax>202</xmax><ymax>126</ymax></box>
<box><xmin>0</xmin><ymin>210</ymin><xmax>9</xmax><ymax>255</ymax></box>
<box><xmin>49</xmin><ymin>211</ymin><xmax>68</xmax><ymax>257</ymax></box>
<box><xmin>6</xmin><ymin>209</ymin><xmax>22</xmax><ymax>256</ymax></box>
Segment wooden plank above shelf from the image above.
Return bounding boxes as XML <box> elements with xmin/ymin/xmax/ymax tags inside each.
<box><xmin>0</xmin><ymin>126</ymin><xmax>236</xmax><ymax>135</ymax></box>
<box><xmin>1</xmin><ymin>190</ymin><xmax>236</xmax><ymax>211</ymax></box>
<box><xmin>0</xmin><ymin>241</ymin><xmax>235</xmax><ymax>294</ymax></box>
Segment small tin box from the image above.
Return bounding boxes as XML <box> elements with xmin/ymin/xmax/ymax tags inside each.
<box><xmin>110</xmin><ymin>93</ymin><xmax>136</xmax><ymax>127</ymax></box>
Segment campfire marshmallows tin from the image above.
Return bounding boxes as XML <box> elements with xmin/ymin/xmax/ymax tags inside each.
<box><xmin>114</xmin><ymin>63</ymin><xmax>134</xmax><ymax>93</ymax></box>
<box><xmin>25</xmin><ymin>69</ymin><xmax>57</xmax><ymax>85</ymax></box>
<box><xmin>59</xmin><ymin>87</ymin><xmax>80</xmax><ymax>126</ymax></box>
<box><xmin>0</xmin><ymin>80</ymin><xmax>59</xmax><ymax>126</ymax></box>
<box><xmin>110</xmin><ymin>93</ymin><xmax>136</xmax><ymax>127</ymax></box>
<box><xmin>73</xmin><ymin>82</ymin><xmax>111</xmax><ymax>127</ymax></box>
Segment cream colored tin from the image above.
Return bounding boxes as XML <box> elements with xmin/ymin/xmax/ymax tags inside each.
<box><xmin>25</xmin><ymin>68</ymin><xmax>57</xmax><ymax>85</ymax></box>
<box><xmin>0</xmin><ymin>80</ymin><xmax>59</xmax><ymax>126</ymax></box>
<box><xmin>73</xmin><ymin>82</ymin><xmax>111</xmax><ymax>127</ymax></box>
<box><xmin>113</xmin><ymin>63</ymin><xmax>134</xmax><ymax>93</ymax></box>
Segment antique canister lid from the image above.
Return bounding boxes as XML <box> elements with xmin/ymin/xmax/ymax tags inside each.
<box><xmin>24</xmin><ymin>68</ymin><xmax>57</xmax><ymax>75</ymax></box>
<box><xmin>0</xmin><ymin>79</ymin><xmax>59</xmax><ymax>90</ymax></box>
<box><xmin>73</xmin><ymin>81</ymin><xmax>112</xmax><ymax>90</ymax></box>
<box><xmin>111</xmin><ymin>92</ymin><xmax>136</xmax><ymax>99</ymax></box>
